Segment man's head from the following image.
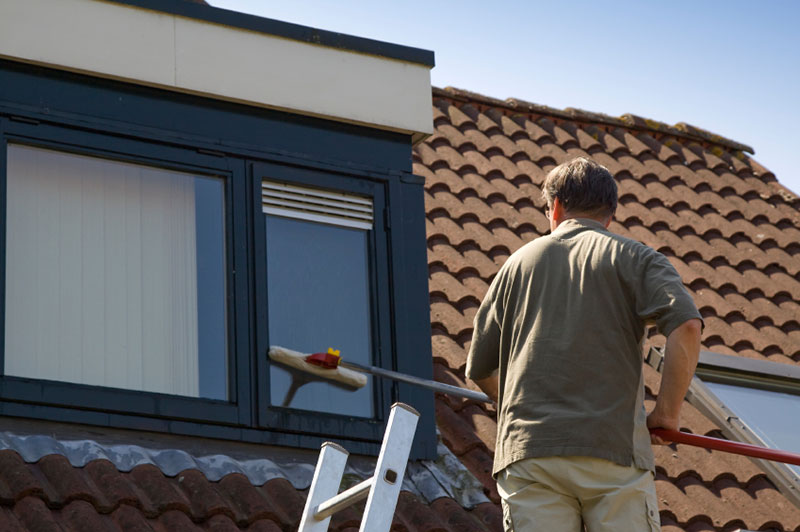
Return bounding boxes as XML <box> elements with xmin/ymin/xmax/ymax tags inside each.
<box><xmin>542</xmin><ymin>157</ymin><xmax>618</xmax><ymax>230</ymax></box>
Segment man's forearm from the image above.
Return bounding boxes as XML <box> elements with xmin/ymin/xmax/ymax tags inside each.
<box><xmin>473</xmin><ymin>375</ymin><xmax>499</xmax><ymax>404</ymax></box>
<box><xmin>648</xmin><ymin>318</ymin><xmax>702</xmax><ymax>432</ymax></box>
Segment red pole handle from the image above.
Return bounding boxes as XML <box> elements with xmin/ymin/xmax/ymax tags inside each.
<box><xmin>650</xmin><ymin>428</ymin><xmax>800</xmax><ymax>467</ymax></box>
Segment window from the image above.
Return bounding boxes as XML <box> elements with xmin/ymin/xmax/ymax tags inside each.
<box><xmin>692</xmin><ymin>351</ymin><xmax>800</xmax><ymax>482</ymax></box>
<box><xmin>263</xmin><ymin>181</ymin><xmax>375</xmax><ymax>417</ymax></box>
<box><xmin>646</xmin><ymin>348</ymin><xmax>800</xmax><ymax>507</ymax></box>
<box><xmin>0</xmin><ymin>122</ymin><xmax>246</xmax><ymax>429</ymax></box>
<box><xmin>701</xmin><ymin>381</ymin><xmax>800</xmax><ymax>477</ymax></box>
<box><xmin>5</xmin><ymin>144</ymin><xmax>228</xmax><ymax>400</ymax></box>
<box><xmin>0</xmin><ymin>60</ymin><xmax>435</xmax><ymax>457</ymax></box>
<box><xmin>253</xmin><ymin>163</ymin><xmax>397</xmax><ymax>443</ymax></box>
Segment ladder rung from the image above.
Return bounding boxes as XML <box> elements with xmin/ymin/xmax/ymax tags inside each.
<box><xmin>314</xmin><ymin>477</ymin><xmax>373</xmax><ymax>520</ymax></box>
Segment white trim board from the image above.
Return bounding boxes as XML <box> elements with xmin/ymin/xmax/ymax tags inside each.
<box><xmin>0</xmin><ymin>0</ymin><xmax>433</xmax><ymax>140</ymax></box>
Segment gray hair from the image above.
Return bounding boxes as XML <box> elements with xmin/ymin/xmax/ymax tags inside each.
<box><xmin>541</xmin><ymin>157</ymin><xmax>618</xmax><ymax>218</ymax></box>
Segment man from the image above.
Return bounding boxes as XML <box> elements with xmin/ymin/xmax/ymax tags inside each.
<box><xmin>466</xmin><ymin>157</ymin><xmax>702</xmax><ymax>531</ymax></box>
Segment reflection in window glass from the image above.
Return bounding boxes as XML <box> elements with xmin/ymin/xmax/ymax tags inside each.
<box><xmin>704</xmin><ymin>381</ymin><xmax>800</xmax><ymax>476</ymax></box>
<box><xmin>4</xmin><ymin>144</ymin><xmax>228</xmax><ymax>400</ymax></box>
<box><xmin>266</xmin><ymin>215</ymin><xmax>374</xmax><ymax>418</ymax></box>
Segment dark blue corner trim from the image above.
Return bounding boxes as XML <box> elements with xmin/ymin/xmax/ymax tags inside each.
<box><xmin>106</xmin><ymin>0</ymin><xmax>436</xmax><ymax>67</ymax></box>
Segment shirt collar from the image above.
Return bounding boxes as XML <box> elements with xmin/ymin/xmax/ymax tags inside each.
<box><xmin>550</xmin><ymin>218</ymin><xmax>608</xmax><ymax>238</ymax></box>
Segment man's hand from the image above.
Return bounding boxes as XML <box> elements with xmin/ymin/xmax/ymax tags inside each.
<box><xmin>647</xmin><ymin>409</ymin><xmax>679</xmax><ymax>445</ymax></box>
<box><xmin>647</xmin><ymin>318</ymin><xmax>702</xmax><ymax>445</ymax></box>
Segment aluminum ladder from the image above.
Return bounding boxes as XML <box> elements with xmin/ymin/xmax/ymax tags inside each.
<box><xmin>298</xmin><ymin>402</ymin><xmax>420</xmax><ymax>532</ymax></box>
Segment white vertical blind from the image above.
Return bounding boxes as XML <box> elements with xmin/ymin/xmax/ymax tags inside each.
<box><xmin>4</xmin><ymin>144</ymin><xmax>200</xmax><ymax>397</ymax></box>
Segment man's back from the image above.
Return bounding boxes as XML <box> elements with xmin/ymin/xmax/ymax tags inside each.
<box><xmin>466</xmin><ymin>157</ymin><xmax>702</xmax><ymax>531</ymax></box>
<box><xmin>481</xmin><ymin>217</ymin><xmax>694</xmax><ymax>475</ymax></box>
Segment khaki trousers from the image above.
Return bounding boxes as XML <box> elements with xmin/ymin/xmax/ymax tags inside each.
<box><xmin>496</xmin><ymin>456</ymin><xmax>661</xmax><ymax>532</ymax></box>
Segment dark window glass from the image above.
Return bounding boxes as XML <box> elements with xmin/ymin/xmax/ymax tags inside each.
<box><xmin>195</xmin><ymin>176</ymin><xmax>228</xmax><ymax>400</ymax></box>
<box><xmin>705</xmin><ymin>381</ymin><xmax>800</xmax><ymax>476</ymax></box>
<box><xmin>266</xmin><ymin>215</ymin><xmax>373</xmax><ymax>417</ymax></box>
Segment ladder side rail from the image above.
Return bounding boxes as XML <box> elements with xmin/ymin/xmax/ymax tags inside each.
<box><xmin>359</xmin><ymin>403</ymin><xmax>420</xmax><ymax>532</ymax></box>
<box><xmin>298</xmin><ymin>442</ymin><xmax>350</xmax><ymax>532</ymax></box>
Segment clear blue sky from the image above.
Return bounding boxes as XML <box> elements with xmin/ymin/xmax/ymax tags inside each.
<box><xmin>207</xmin><ymin>1</ymin><xmax>800</xmax><ymax>195</ymax></box>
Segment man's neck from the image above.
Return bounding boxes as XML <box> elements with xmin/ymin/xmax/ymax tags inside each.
<box><xmin>553</xmin><ymin>212</ymin><xmax>610</xmax><ymax>230</ymax></box>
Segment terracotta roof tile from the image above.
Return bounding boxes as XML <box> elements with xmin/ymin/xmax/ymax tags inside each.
<box><xmin>494</xmin><ymin>112</ymin><xmax>525</xmax><ymax>139</ymax></box>
<box><xmin>245</xmin><ymin>521</ymin><xmax>283</xmax><ymax>532</ymax></box>
<box><xmin>129</xmin><ymin>464</ymin><xmax>191</xmax><ymax>516</ymax></box>
<box><xmin>430</xmin><ymin>270</ymin><xmax>476</xmax><ymax>307</ymax></box>
<box><xmin>459</xmin><ymin>404</ymin><xmax>497</xmax><ymax>453</ymax></box>
<box><xmin>536</xmin><ymin>137</ymin><xmax>573</xmax><ymax>164</ymax></box>
<box><xmin>108</xmin><ymin>504</ymin><xmax>153</xmax><ymax>532</ymax></box>
<box><xmin>176</xmin><ymin>469</ymin><xmax>236</xmax><ymax>522</ymax></box>
<box><xmin>431</xmin><ymin>334</ymin><xmax>467</xmax><ymax>372</ymax></box>
<box><xmin>593</xmin><ymin>127</ymin><xmax>629</xmax><ymax>155</ymax></box>
<box><xmin>213</xmin><ymin>473</ymin><xmax>272</xmax><ymax>526</ymax></box>
<box><xmin>430</xmin><ymin>300</ymin><xmax>473</xmax><ymax>344</ymax></box>
<box><xmin>61</xmin><ymin>499</ymin><xmax>115</xmax><ymax>531</ymax></box>
<box><xmin>393</xmin><ymin>491</ymin><xmax>448</xmax><ymax>531</ymax></box>
<box><xmin>561</xmin><ymin>123</ymin><xmax>603</xmax><ymax>152</ymax></box>
<box><xmin>446</xmin><ymin>104</ymin><xmax>475</xmax><ymax>129</ymax></box>
<box><xmin>430</xmin><ymin>497</ymin><xmax>490</xmax><ymax>532</ymax></box>
<box><xmin>515</xmin><ymin>116</ymin><xmax>553</xmax><ymax>144</ymax></box>
<box><xmin>468</xmin><ymin>502</ymin><xmax>504</xmax><ymax>531</ymax></box>
<box><xmin>38</xmin><ymin>454</ymin><xmax>109</xmax><ymax>510</ymax></box>
<box><xmin>617</xmin><ymin>128</ymin><xmax>655</xmax><ymax>157</ymax></box>
<box><xmin>0</xmin><ymin>452</ymin><xmax>43</xmax><ymax>502</ymax></box>
<box><xmin>328</xmin><ymin>500</ymin><xmax>362</xmax><ymax>531</ymax></box>
<box><xmin>428</xmin><ymin>240</ymin><xmax>493</xmax><ymax>282</ymax></box>
<box><xmin>0</xmin><ymin>507</ymin><xmax>25</xmax><ymax>532</ymax></box>
<box><xmin>84</xmin><ymin>460</ymin><xmax>141</xmax><ymax>511</ymax></box>
<box><xmin>258</xmin><ymin>479</ymin><xmax>303</xmax><ymax>528</ymax></box>
<box><xmin>432</xmin><ymin>362</ymin><xmax>474</xmax><ymax>412</ymax></box>
<box><xmin>459</xmin><ymin>447</ymin><xmax>499</xmax><ymax>504</ymax></box>
<box><xmin>13</xmin><ymin>496</ymin><xmax>61</xmax><ymax>531</ymax></box>
<box><xmin>546</xmin><ymin>121</ymin><xmax>580</xmax><ymax>149</ymax></box>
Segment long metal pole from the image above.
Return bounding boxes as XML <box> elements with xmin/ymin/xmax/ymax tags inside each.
<box><xmin>339</xmin><ymin>360</ymin><xmax>491</xmax><ymax>403</ymax></box>
<box><xmin>650</xmin><ymin>428</ymin><xmax>800</xmax><ymax>466</ymax></box>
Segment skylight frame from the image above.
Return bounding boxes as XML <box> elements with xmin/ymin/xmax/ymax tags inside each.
<box><xmin>646</xmin><ymin>348</ymin><xmax>800</xmax><ymax>508</ymax></box>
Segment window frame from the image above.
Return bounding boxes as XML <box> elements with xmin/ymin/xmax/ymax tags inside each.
<box><xmin>646</xmin><ymin>348</ymin><xmax>800</xmax><ymax>508</ymax></box>
<box><xmin>251</xmin><ymin>161</ymin><xmax>394</xmax><ymax>443</ymax></box>
<box><xmin>0</xmin><ymin>119</ymin><xmax>252</xmax><ymax>428</ymax></box>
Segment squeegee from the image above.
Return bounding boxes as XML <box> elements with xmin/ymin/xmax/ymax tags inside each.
<box><xmin>268</xmin><ymin>346</ymin><xmax>491</xmax><ymax>403</ymax></box>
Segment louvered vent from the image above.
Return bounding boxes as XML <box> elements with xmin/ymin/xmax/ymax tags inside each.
<box><xmin>262</xmin><ymin>181</ymin><xmax>373</xmax><ymax>230</ymax></box>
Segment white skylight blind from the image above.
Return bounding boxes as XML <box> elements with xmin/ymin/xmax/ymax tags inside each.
<box><xmin>261</xmin><ymin>181</ymin><xmax>373</xmax><ymax>230</ymax></box>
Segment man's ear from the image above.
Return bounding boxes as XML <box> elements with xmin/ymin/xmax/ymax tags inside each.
<box><xmin>552</xmin><ymin>197</ymin><xmax>566</xmax><ymax>219</ymax></box>
<box><xmin>550</xmin><ymin>197</ymin><xmax>565</xmax><ymax>231</ymax></box>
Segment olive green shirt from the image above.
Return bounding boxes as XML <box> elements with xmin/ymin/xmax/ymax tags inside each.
<box><xmin>466</xmin><ymin>218</ymin><xmax>701</xmax><ymax>476</ymax></box>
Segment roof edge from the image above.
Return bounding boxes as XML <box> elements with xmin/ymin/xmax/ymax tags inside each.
<box><xmin>104</xmin><ymin>0</ymin><xmax>436</xmax><ymax>67</ymax></box>
<box><xmin>433</xmin><ymin>86</ymin><xmax>755</xmax><ymax>155</ymax></box>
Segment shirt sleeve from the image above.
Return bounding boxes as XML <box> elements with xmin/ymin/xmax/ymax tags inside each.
<box><xmin>635</xmin><ymin>248</ymin><xmax>703</xmax><ymax>337</ymax></box>
<box><xmin>465</xmin><ymin>269</ymin><xmax>505</xmax><ymax>381</ymax></box>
